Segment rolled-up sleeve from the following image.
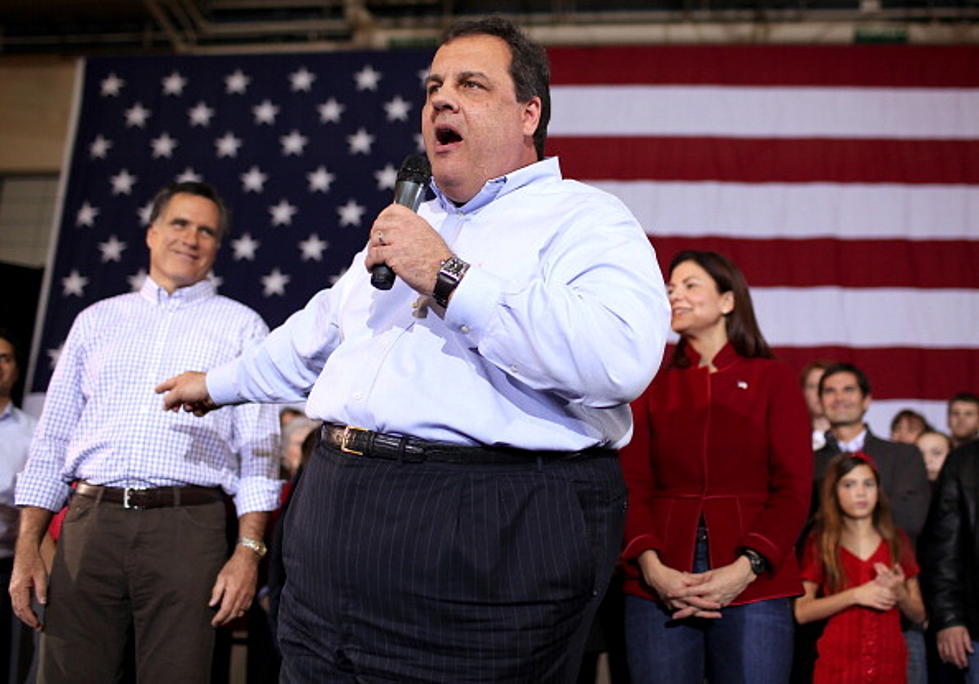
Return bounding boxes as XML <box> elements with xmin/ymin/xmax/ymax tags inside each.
<box><xmin>16</xmin><ymin>313</ymin><xmax>91</xmax><ymax>511</ymax></box>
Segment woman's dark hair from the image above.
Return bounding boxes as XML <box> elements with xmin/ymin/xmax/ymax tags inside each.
<box><xmin>890</xmin><ymin>408</ymin><xmax>931</xmax><ymax>435</ymax></box>
<box><xmin>442</xmin><ymin>16</ymin><xmax>550</xmax><ymax>160</ymax></box>
<box><xmin>668</xmin><ymin>250</ymin><xmax>773</xmax><ymax>367</ymax></box>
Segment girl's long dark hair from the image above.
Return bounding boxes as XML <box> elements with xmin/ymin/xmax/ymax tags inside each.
<box><xmin>814</xmin><ymin>454</ymin><xmax>902</xmax><ymax>592</ymax></box>
<box><xmin>668</xmin><ymin>250</ymin><xmax>773</xmax><ymax>368</ymax></box>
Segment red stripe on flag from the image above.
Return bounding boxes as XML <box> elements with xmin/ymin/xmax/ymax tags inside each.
<box><xmin>549</xmin><ymin>45</ymin><xmax>979</xmax><ymax>87</ymax></box>
<box><xmin>548</xmin><ymin>137</ymin><xmax>979</xmax><ymax>184</ymax></box>
<box><xmin>771</xmin><ymin>347</ymin><xmax>978</xmax><ymax>401</ymax></box>
<box><xmin>650</xmin><ymin>237</ymin><xmax>979</xmax><ymax>289</ymax></box>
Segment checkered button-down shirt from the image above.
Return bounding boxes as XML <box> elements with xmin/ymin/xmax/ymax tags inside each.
<box><xmin>16</xmin><ymin>277</ymin><xmax>280</xmax><ymax>515</ymax></box>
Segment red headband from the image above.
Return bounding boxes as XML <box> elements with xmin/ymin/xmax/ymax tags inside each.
<box><xmin>850</xmin><ymin>450</ymin><xmax>879</xmax><ymax>472</ymax></box>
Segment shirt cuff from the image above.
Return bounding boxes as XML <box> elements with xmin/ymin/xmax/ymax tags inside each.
<box><xmin>233</xmin><ymin>475</ymin><xmax>282</xmax><ymax>516</ymax></box>
<box><xmin>207</xmin><ymin>360</ymin><xmax>244</xmax><ymax>406</ymax></box>
<box><xmin>14</xmin><ymin>479</ymin><xmax>71</xmax><ymax>513</ymax></box>
<box><xmin>442</xmin><ymin>265</ymin><xmax>505</xmax><ymax>344</ymax></box>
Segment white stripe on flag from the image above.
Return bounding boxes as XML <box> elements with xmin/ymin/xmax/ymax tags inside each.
<box><xmin>750</xmin><ymin>287</ymin><xmax>978</xmax><ymax>348</ymax></box>
<box><xmin>551</xmin><ymin>86</ymin><xmax>979</xmax><ymax>139</ymax></box>
<box><xmin>589</xmin><ymin>181</ymin><xmax>979</xmax><ymax>240</ymax></box>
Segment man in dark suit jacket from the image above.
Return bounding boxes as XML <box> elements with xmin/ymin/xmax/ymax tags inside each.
<box><xmin>812</xmin><ymin>362</ymin><xmax>931</xmax><ymax>541</ymax></box>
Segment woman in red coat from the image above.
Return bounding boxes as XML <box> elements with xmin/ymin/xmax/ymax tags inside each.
<box><xmin>620</xmin><ymin>251</ymin><xmax>812</xmax><ymax>683</ymax></box>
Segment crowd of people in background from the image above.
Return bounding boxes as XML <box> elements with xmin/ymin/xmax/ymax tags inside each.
<box><xmin>1</xmin><ymin>259</ymin><xmax>977</xmax><ymax>683</ymax></box>
<box><xmin>798</xmin><ymin>363</ymin><xmax>977</xmax><ymax>684</ymax></box>
<box><xmin>1</xmin><ymin>245</ymin><xmax>977</xmax><ymax>683</ymax></box>
<box><xmin>615</xmin><ymin>250</ymin><xmax>978</xmax><ymax>684</ymax></box>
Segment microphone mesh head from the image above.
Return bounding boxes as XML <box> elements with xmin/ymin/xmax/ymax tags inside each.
<box><xmin>398</xmin><ymin>154</ymin><xmax>432</xmax><ymax>185</ymax></box>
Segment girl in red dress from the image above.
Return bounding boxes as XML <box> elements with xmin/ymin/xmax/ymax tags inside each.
<box><xmin>795</xmin><ymin>453</ymin><xmax>926</xmax><ymax>683</ymax></box>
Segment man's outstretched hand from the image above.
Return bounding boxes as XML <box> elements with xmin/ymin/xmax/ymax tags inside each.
<box><xmin>155</xmin><ymin>371</ymin><xmax>218</xmax><ymax>416</ymax></box>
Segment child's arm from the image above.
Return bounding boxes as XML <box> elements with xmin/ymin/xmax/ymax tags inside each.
<box><xmin>794</xmin><ymin>579</ymin><xmax>898</xmax><ymax>624</ymax></box>
<box><xmin>897</xmin><ymin>576</ymin><xmax>926</xmax><ymax>625</ymax></box>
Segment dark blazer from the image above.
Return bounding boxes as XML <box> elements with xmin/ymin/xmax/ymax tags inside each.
<box><xmin>921</xmin><ymin>440</ymin><xmax>979</xmax><ymax>633</ymax></box>
<box><xmin>814</xmin><ymin>429</ymin><xmax>931</xmax><ymax>542</ymax></box>
<box><xmin>620</xmin><ymin>344</ymin><xmax>813</xmax><ymax>605</ymax></box>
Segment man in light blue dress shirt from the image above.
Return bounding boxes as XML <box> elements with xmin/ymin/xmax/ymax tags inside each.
<box><xmin>11</xmin><ymin>182</ymin><xmax>280</xmax><ymax>684</ymax></box>
<box><xmin>0</xmin><ymin>331</ymin><xmax>36</xmax><ymax>681</ymax></box>
<box><xmin>159</xmin><ymin>18</ymin><xmax>671</xmax><ymax>683</ymax></box>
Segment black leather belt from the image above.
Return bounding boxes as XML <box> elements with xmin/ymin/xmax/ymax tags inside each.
<box><xmin>321</xmin><ymin>423</ymin><xmax>614</xmax><ymax>465</ymax></box>
<box><xmin>75</xmin><ymin>482</ymin><xmax>225</xmax><ymax>510</ymax></box>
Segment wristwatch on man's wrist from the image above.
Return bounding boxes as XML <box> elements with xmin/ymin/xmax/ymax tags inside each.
<box><xmin>237</xmin><ymin>536</ymin><xmax>267</xmax><ymax>558</ymax></box>
<box><xmin>740</xmin><ymin>547</ymin><xmax>769</xmax><ymax>576</ymax></box>
<box><xmin>433</xmin><ymin>255</ymin><xmax>470</xmax><ymax>308</ymax></box>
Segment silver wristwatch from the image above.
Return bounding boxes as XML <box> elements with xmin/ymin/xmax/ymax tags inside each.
<box><xmin>433</xmin><ymin>256</ymin><xmax>470</xmax><ymax>308</ymax></box>
<box><xmin>237</xmin><ymin>536</ymin><xmax>268</xmax><ymax>558</ymax></box>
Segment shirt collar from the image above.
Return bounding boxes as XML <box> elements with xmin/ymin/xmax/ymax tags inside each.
<box><xmin>139</xmin><ymin>275</ymin><xmax>216</xmax><ymax>306</ymax></box>
<box><xmin>430</xmin><ymin>156</ymin><xmax>562</xmax><ymax>215</ymax></box>
<box><xmin>837</xmin><ymin>427</ymin><xmax>868</xmax><ymax>453</ymax></box>
<box><xmin>0</xmin><ymin>402</ymin><xmax>12</xmax><ymax>422</ymax></box>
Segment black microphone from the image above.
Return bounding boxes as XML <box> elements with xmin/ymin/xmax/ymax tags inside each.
<box><xmin>371</xmin><ymin>153</ymin><xmax>432</xmax><ymax>290</ymax></box>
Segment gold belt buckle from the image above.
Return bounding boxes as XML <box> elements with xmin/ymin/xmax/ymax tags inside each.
<box><xmin>340</xmin><ymin>425</ymin><xmax>368</xmax><ymax>455</ymax></box>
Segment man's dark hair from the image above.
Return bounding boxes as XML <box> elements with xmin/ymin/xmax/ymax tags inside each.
<box><xmin>819</xmin><ymin>362</ymin><xmax>872</xmax><ymax>398</ymax></box>
<box><xmin>442</xmin><ymin>16</ymin><xmax>550</xmax><ymax>160</ymax></box>
<box><xmin>0</xmin><ymin>327</ymin><xmax>18</xmax><ymax>360</ymax></box>
<box><xmin>890</xmin><ymin>408</ymin><xmax>931</xmax><ymax>434</ymax></box>
<box><xmin>0</xmin><ymin>327</ymin><xmax>25</xmax><ymax>404</ymax></box>
<box><xmin>667</xmin><ymin>250</ymin><xmax>774</xmax><ymax>368</ymax></box>
<box><xmin>948</xmin><ymin>392</ymin><xmax>979</xmax><ymax>408</ymax></box>
<box><xmin>147</xmin><ymin>181</ymin><xmax>230</xmax><ymax>238</ymax></box>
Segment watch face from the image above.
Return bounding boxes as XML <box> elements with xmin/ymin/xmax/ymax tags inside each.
<box><xmin>441</xmin><ymin>257</ymin><xmax>467</xmax><ymax>279</ymax></box>
<box><xmin>434</xmin><ymin>257</ymin><xmax>470</xmax><ymax>307</ymax></box>
<box><xmin>745</xmin><ymin>552</ymin><xmax>764</xmax><ymax>574</ymax></box>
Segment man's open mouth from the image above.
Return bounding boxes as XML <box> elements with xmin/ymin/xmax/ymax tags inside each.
<box><xmin>435</xmin><ymin>125</ymin><xmax>463</xmax><ymax>145</ymax></box>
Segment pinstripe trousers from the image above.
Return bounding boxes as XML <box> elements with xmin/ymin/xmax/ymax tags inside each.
<box><xmin>277</xmin><ymin>441</ymin><xmax>626</xmax><ymax>683</ymax></box>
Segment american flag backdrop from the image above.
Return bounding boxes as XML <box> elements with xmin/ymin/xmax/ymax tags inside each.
<box><xmin>31</xmin><ymin>44</ymin><xmax>978</xmax><ymax>434</ymax></box>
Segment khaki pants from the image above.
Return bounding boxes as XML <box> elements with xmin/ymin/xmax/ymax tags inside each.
<box><xmin>38</xmin><ymin>494</ymin><xmax>227</xmax><ymax>684</ymax></box>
